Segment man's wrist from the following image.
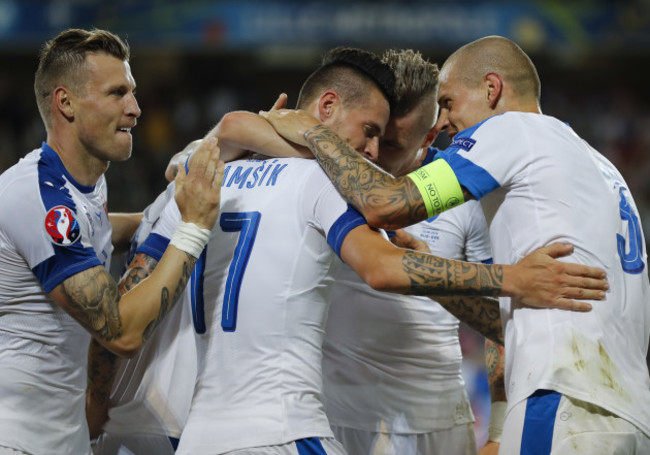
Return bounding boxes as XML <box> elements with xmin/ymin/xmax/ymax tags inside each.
<box><xmin>169</xmin><ymin>221</ymin><xmax>211</xmax><ymax>258</ymax></box>
<box><xmin>487</xmin><ymin>400</ymin><xmax>507</xmax><ymax>442</ymax></box>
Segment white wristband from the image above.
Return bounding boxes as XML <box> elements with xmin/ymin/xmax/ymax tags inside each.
<box><xmin>487</xmin><ymin>401</ymin><xmax>507</xmax><ymax>443</ymax></box>
<box><xmin>169</xmin><ymin>221</ymin><xmax>211</xmax><ymax>258</ymax></box>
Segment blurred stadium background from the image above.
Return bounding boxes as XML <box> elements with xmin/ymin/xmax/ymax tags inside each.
<box><xmin>1</xmin><ymin>0</ymin><xmax>649</xmax><ymax>447</ymax></box>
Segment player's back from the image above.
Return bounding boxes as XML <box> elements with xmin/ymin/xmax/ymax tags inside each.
<box><xmin>164</xmin><ymin>157</ymin><xmax>359</xmax><ymax>454</ymax></box>
<box><xmin>322</xmin><ymin>201</ymin><xmax>490</xmax><ymax>433</ymax></box>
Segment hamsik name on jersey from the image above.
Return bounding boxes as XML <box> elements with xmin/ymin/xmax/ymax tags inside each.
<box><xmin>222</xmin><ymin>159</ymin><xmax>288</xmax><ymax>189</ymax></box>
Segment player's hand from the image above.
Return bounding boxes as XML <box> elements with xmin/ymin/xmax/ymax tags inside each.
<box><xmin>269</xmin><ymin>93</ymin><xmax>288</xmax><ymax>111</ymax></box>
<box><xmin>174</xmin><ymin>137</ymin><xmax>224</xmax><ymax>230</ymax></box>
<box><xmin>259</xmin><ymin>108</ymin><xmax>321</xmax><ymax>147</ymax></box>
<box><xmin>165</xmin><ymin>139</ymin><xmax>201</xmax><ymax>182</ymax></box>
<box><xmin>504</xmin><ymin>242</ymin><xmax>608</xmax><ymax>311</ymax></box>
<box><xmin>478</xmin><ymin>441</ymin><xmax>500</xmax><ymax>455</ymax></box>
<box><xmin>390</xmin><ymin>229</ymin><xmax>431</xmax><ymax>253</ymax></box>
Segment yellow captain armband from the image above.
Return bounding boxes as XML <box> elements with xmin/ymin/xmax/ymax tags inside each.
<box><xmin>406</xmin><ymin>159</ymin><xmax>464</xmax><ymax>218</ymax></box>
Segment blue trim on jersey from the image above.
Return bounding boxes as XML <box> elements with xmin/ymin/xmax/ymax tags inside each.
<box><xmin>422</xmin><ymin>147</ymin><xmax>441</xmax><ymax>166</ymax></box>
<box><xmin>437</xmin><ymin>150</ymin><xmax>500</xmax><ymax>200</ymax></box>
<box><xmin>190</xmin><ymin>248</ymin><xmax>207</xmax><ymax>334</ymax></box>
<box><xmin>33</xmin><ymin>255</ymin><xmax>103</xmax><ymax>293</ymax></box>
<box><xmin>327</xmin><ymin>204</ymin><xmax>367</xmax><ymax>258</ymax></box>
<box><xmin>482</xmin><ymin>258</ymin><xmax>494</xmax><ymax>264</ymax></box>
<box><xmin>296</xmin><ymin>437</ymin><xmax>327</xmax><ymax>455</ymax></box>
<box><xmin>41</xmin><ymin>142</ymin><xmax>95</xmax><ymax>194</ymax></box>
<box><xmin>32</xmin><ymin>144</ymin><xmax>102</xmax><ymax>292</ymax></box>
<box><xmin>136</xmin><ymin>233</ymin><xmax>170</xmax><ymax>262</ymax></box>
<box><xmin>169</xmin><ymin>436</ymin><xmax>179</xmax><ymax>451</ymax></box>
<box><xmin>521</xmin><ymin>389</ymin><xmax>562</xmax><ymax>455</ymax></box>
<box><xmin>432</xmin><ymin>118</ymin><xmax>502</xmax><ymax>200</ymax></box>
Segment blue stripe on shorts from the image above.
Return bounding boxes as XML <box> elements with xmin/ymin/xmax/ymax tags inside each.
<box><xmin>521</xmin><ymin>389</ymin><xmax>562</xmax><ymax>455</ymax></box>
<box><xmin>296</xmin><ymin>437</ymin><xmax>327</xmax><ymax>455</ymax></box>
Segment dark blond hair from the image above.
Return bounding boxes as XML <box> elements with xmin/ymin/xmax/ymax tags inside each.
<box><xmin>34</xmin><ymin>28</ymin><xmax>130</xmax><ymax>127</ymax></box>
<box><xmin>382</xmin><ymin>49</ymin><xmax>439</xmax><ymax>119</ymax></box>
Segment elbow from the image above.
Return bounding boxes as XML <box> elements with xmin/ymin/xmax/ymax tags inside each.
<box><xmin>216</xmin><ymin>111</ymin><xmax>247</xmax><ymax>143</ymax></box>
<box><xmin>361</xmin><ymin>210</ymin><xmax>404</xmax><ymax>231</ymax></box>
<box><xmin>102</xmin><ymin>334</ymin><xmax>142</xmax><ymax>359</ymax></box>
<box><xmin>363</xmin><ymin>212</ymin><xmax>385</xmax><ymax>230</ymax></box>
<box><xmin>361</xmin><ymin>267</ymin><xmax>396</xmax><ymax>293</ymax></box>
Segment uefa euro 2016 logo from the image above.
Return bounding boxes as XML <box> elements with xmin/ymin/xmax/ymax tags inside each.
<box><xmin>45</xmin><ymin>205</ymin><xmax>81</xmax><ymax>246</ymax></box>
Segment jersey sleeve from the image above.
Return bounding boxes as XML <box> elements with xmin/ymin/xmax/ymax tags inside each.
<box><xmin>463</xmin><ymin>200</ymin><xmax>494</xmax><ymax>264</ymax></box>
<box><xmin>436</xmin><ymin>113</ymin><xmax>528</xmax><ymax>200</ymax></box>
<box><xmin>135</xmin><ymin>195</ymin><xmax>181</xmax><ymax>262</ymax></box>
<box><xmin>124</xmin><ymin>183</ymin><xmax>176</xmax><ymax>268</ymax></box>
<box><xmin>15</xmin><ymin>180</ymin><xmax>102</xmax><ymax>293</ymax></box>
<box><xmin>305</xmin><ymin>167</ymin><xmax>366</xmax><ymax>258</ymax></box>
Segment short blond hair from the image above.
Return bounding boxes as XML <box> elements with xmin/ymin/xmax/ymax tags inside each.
<box><xmin>34</xmin><ymin>28</ymin><xmax>130</xmax><ymax>127</ymax></box>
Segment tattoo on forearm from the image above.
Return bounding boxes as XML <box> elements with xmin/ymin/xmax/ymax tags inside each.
<box><xmin>485</xmin><ymin>340</ymin><xmax>507</xmax><ymax>401</ymax></box>
<box><xmin>119</xmin><ymin>254</ymin><xmax>159</xmax><ymax>294</ymax></box>
<box><xmin>62</xmin><ymin>267</ymin><xmax>123</xmax><ymax>341</ymax></box>
<box><xmin>87</xmin><ymin>338</ymin><xmax>119</xmax><ymax>404</ymax></box>
<box><xmin>141</xmin><ymin>253</ymin><xmax>196</xmax><ymax>343</ymax></box>
<box><xmin>305</xmin><ymin>125</ymin><xmax>428</xmax><ymax>228</ymax></box>
<box><xmin>437</xmin><ymin>295</ymin><xmax>503</xmax><ymax>344</ymax></box>
<box><xmin>399</xmin><ymin>250</ymin><xmax>504</xmax><ymax>343</ymax></box>
<box><xmin>402</xmin><ymin>251</ymin><xmax>503</xmax><ymax>296</ymax></box>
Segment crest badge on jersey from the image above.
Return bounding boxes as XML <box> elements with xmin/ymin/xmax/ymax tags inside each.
<box><xmin>45</xmin><ymin>205</ymin><xmax>81</xmax><ymax>246</ymax></box>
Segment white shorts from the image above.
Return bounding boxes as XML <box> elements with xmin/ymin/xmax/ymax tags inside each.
<box><xmin>499</xmin><ymin>390</ymin><xmax>650</xmax><ymax>455</ymax></box>
<box><xmin>0</xmin><ymin>445</ymin><xmax>91</xmax><ymax>455</ymax></box>
<box><xmin>0</xmin><ymin>447</ymin><xmax>31</xmax><ymax>455</ymax></box>
<box><xmin>330</xmin><ymin>424</ymin><xmax>477</xmax><ymax>455</ymax></box>
<box><xmin>223</xmin><ymin>437</ymin><xmax>347</xmax><ymax>455</ymax></box>
<box><xmin>92</xmin><ymin>432</ymin><xmax>177</xmax><ymax>455</ymax></box>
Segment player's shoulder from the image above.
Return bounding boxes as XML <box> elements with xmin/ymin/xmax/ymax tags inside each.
<box><xmin>0</xmin><ymin>151</ymin><xmax>41</xmax><ymax>205</ymax></box>
<box><xmin>482</xmin><ymin>111</ymin><xmax>562</xmax><ymax>131</ymax></box>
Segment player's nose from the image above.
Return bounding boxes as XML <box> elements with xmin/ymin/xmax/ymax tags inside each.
<box><xmin>361</xmin><ymin>136</ymin><xmax>380</xmax><ymax>162</ymax></box>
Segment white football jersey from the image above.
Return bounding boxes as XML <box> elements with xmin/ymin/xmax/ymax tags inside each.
<box><xmin>0</xmin><ymin>144</ymin><xmax>112</xmax><ymax>454</ymax></box>
<box><xmin>323</xmin><ymin>200</ymin><xmax>492</xmax><ymax>433</ymax></box>
<box><xmin>140</xmin><ymin>158</ymin><xmax>366</xmax><ymax>454</ymax></box>
<box><xmin>437</xmin><ymin>112</ymin><xmax>650</xmax><ymax>437</ymax></box>
<box><xmin>103</xmin><ymin>182</ymin><xmax>197</xmax><ymax>441</ymax></box>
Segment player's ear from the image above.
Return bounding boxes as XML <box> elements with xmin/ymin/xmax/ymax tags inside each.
<box><xmin>485</xmin><ymin>73</ymin><xmax>503</xmax><ymax>109</ymax></box>
<box><xmin>54</xmin><ymin>87</ymin><xmax>75</xmax><ymax>120</ymax></box>
<box><xmin>422</xmin><ymin>126</ymin><xmax>437</xmax><ymax>149</ymax></box>
<box><xmin>317</xmin><ymin>90</ymin><xmax>339</xmax><ymax>121</ymax></box>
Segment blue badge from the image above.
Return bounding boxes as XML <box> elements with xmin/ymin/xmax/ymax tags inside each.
<box><xmin>451</xmin><ymin>137</ymin><xmax>476</xmax><ymax>151</ymax></box>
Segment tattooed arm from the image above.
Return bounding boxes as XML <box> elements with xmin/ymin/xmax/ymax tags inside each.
<box><xmin>340</xmin><ymin>226</ymin><xmax>607</xmax><ymax>331</ymax></box>
<box><xmin>48</xmin><ymin>137</ymin><xmax>223</xmax><ymax>357</ymax></box>
<box><xmin>260</xmin><ymin>109</ymin><xmax>468</xmax><ymax>229</ymax></box>
<box><xmin>479</xmin><ymin>339</ymin><xmax>507</xmax><ymax>454</ymax></box>
<box><xmin>86</xmin><ymin>253</ymin><xmax>160</xmax><ymax>438</ymax></box>
<box><xmin>49</xmin><ymin>247</ymin><xmax>196</xmax><ymax>357</ymax></box>
<box><xmin>166</xmin><ymin>95</ymin><xmax>311</xmax><ymax>181</ymax></box>
<box><xmin>303</xmin><ymin>124</ymin><xmax>436</xmax><ymax>230</ymax></box>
